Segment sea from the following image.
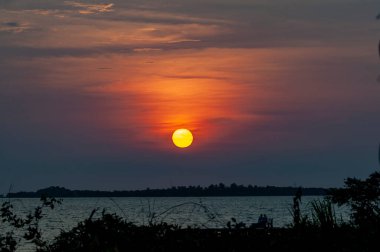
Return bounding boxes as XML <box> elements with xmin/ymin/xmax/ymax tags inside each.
<box><xmin>0</xmin><ymin>196</ymin><xmax>350</xmax><ymax>251</ymax></box>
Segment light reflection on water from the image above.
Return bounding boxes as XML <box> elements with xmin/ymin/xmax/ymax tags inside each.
<box><xmin>1</xmin><ymin>196</ymin><xmax>350</xmax><ymax>251</ymax></box>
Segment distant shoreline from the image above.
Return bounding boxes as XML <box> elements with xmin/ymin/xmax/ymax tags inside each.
<box><xmin>1</xmin><ymin>195</ymin><xmax>326</xmax><ymax>199</ymax></box>
<box><xmin>3</xmin><ymin>185</ymin><xmax>328</xmax><ymax>198</ymax></box>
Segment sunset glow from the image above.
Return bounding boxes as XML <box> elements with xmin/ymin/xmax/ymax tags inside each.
<box><xmin>1</xmin><ymin>0</ymin><xmax>379</xmax><ymax>191</ymax></box>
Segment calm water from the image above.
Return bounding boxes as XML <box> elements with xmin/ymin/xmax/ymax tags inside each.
<box><xmin>1</xmin><ymin>196</ymin><xmax>350</xmax><ymax>251</ymax></box>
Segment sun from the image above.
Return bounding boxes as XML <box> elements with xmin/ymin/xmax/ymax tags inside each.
<box><xmin>172</xmin><ymin>129</ymin><xmax>193</xmax><ymax>148</ymax></box>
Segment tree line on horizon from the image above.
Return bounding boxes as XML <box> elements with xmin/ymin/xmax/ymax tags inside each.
<box><xmin>4</xmin><ymin>183</ymin><xmax>327</xmax><ymax>198</ymax></box>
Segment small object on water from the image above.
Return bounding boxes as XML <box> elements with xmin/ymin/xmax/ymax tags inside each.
<box><xmin>252</xmin><ymin>214</ymin><xmax>273</xmax><ymax>229</ymax></box>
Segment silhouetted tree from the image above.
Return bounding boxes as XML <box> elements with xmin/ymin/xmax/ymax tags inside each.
<box><xmin>328</xmin><ymin>172</ymin><xmax>380</xmax><ymax>228</ymax></box>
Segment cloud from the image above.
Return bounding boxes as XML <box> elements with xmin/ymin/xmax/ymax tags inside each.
<box><xmin>23</xmin><ymin>9</ymin><xmax>66</xmax><ymax>18</ymax></box>
<box><xmin>0</xmin><ymin>21</ymin><xmax>30</xmax><ymax>33</ymax></box>
<box><xmin>133</xmin><ymin>48</ymin><xmax>162</xmax><ymax>52</ymax></box>
<box><xmin>0</xmin><ymin>40</ymin><xmax>203</xmax><ymax>58</ymax></box>
<box><xmin>93</xmin><ymin>9</ymin><xmax>234</xmax><ymax>26</ymax></box>
<box><xmin>166</xmin><ymin>39</ymin><xmax>201</xmax><ymax>44</ymax></box>
<box><xmin>0</xmin><ymin>44</ymin><xmax>156</xmax><ymax>58</ymax></box>
<box><xmin>160</xmin><ymin>75</ymin><xmax>230</xmax><ymax>81</ymax></box>
<box><xmin>64</xmin><ymin>1</ymin><xmax>114</xmax><ymax>15</ymax></box>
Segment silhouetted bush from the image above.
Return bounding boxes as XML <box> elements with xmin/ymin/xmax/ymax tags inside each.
<box><xmin>0</xmin><ymin>196</ymin><xmax>61</xmax><ymax>252</ymax></box>
<box><xmin>42</xmin><ymin>211</ymin><xmax>377</xmax><ymax>252</ymax></box>
<box><xmin>328</xmin><ymin>172</ymin><xmax>380</xmax><ymax>229</ymax></box>
<box><xmin>310</xmin><ymin>199</ymin><xmax>337</xmax><ymax>230</ymax></box>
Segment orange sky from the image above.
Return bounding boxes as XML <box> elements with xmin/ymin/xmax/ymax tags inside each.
<box><xmin>1</xmin><ymin>0</ymin><xmax>380</xmax><ymax>191</ymax></box>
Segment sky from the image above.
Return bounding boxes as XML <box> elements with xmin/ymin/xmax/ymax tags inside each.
<box><xmin>1</xmin><ymin>0</ymin><xmax>380</xmax><ymax>193</ymax></box>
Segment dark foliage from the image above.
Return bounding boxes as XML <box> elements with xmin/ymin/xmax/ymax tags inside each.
<box><xmin>310</xmin><ymin>199</ymin><xmax>337</xmax><ymax>230</ymax></box>
<box><xmin>0</xmin><ymin>196</ymin><xmax>61</xmax><ymax>252</ymax></box>
<box><xmin>43</xmin><ymin>212</ymin><xmax>377</xmax><ymax>252</ymax></box>
<box><xmin>328</xmin><ymin>172</ymin><xmax>380</xmax><ymax>229</ymax></box>
<box><xmin>291</xmin><ymin>187</ymin><xmax>302</xmax><ymax>227</ymax></box>
<box><xmin>289</xmin><ymin>187</ymin><xmax>309</xmax><ymax>228</ymax></box>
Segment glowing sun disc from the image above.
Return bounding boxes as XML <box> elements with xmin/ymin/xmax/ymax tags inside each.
<box><xmin>172</xmin><ymin>129</ymin><xmax>193</xmax><ymax>148</ymax></box>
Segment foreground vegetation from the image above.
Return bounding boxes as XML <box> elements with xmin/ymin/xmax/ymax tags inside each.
<box><xmin>1</xmin><ymin>172</ymin><xmax>380</xmax><ymax>252</ymax></box>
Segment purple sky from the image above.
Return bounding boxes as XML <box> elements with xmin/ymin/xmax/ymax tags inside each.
<box><xmin>1</xmin><ymin>0</ymin><xmax>380</xmax><ymax>193</ymax></box>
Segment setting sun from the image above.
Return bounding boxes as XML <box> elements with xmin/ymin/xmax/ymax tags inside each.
<box><xmin>172</xmin><ymin>129</ymin><xmax>193</xmax><ymax>148</ymax></box>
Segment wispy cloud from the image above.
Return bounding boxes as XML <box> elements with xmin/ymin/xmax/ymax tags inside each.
<box><xmin>0</xmin><ymin>21</ymin><xmax>30</xmax><ymax>33</ymax></box>
<box><xmin>23</xmin><ymin>9</ymin><xmax>66</xmax><ymax>18</ymax></box>
<box><xmin>160</xmin><ymin>75</ymin><xmax>229</xmax><ymax>81</ymax></box>
<box><xmin>97</xmin><ymin>9</ymin><xmax>234</xmax><ymax>26</ymax></box>
<box><xmin>64</xmin><ymin>1</ymin><xmax>114</xmax><ymax>15</ymax></box>
<box><xmin>133</xmin><ymin>48</ymin><xmax>162</xmax><ymax>52</ymax></box>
